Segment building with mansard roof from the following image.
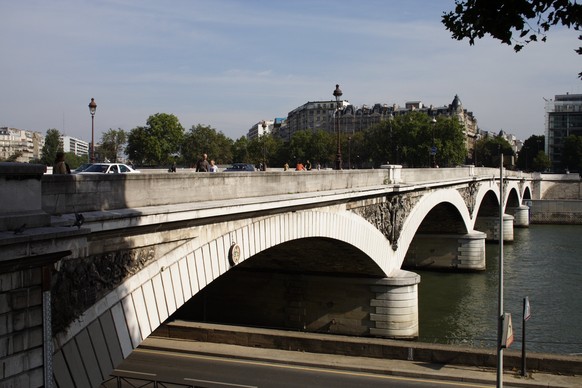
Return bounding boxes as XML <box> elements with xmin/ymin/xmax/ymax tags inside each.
<box><xmin>283</xmin><ymin>94</ymin><xmax>478</xmax><ymax>161</ymax></box>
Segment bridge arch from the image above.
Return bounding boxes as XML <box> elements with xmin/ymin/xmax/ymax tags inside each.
<box><xmin>397</xmin><ymin>188</ymin><xmax>472</xmax><ymax>261</ymax></box>
<box><xmin>51</xmin><ymin>210</ymin><xmax>401</xmax><ymax>387</ymax></box>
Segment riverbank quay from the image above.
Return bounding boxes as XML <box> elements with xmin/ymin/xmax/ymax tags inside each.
<box><xmin>147</xmin><ymin>321</ymin><xmax>581</xmax><ymax>387</ymax></box>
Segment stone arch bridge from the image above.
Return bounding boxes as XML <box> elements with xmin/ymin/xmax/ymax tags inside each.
<box><xmin>0</xmin><ymin>164</ymin><xmax>535</xmax><ymax>387</ymax></box>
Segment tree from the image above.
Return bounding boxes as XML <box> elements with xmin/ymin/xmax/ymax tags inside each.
<box><xmin>40</xmin><ymin>128</ymin><xmax>62</xmax><ymax>166</ymax></box>
<box><xmin>442</xmin><ymin>0</ymin><xmax>582</xmax><ymax>79</ymax></box>
<box><xmin>363</xmin><ymin>112</ymin><xmax>466</xmax><ymax>168</ymax></box>
<box><xmin>125</xmin><ymin>126</ymin><xmax>149</xmax><ymax>166</ymax></box>
<box><xmin>310</xmin><ymin>130</ymin><xmax>334</xmax><ymax>168</ymax></box>
<box><xmin>516</xmin><ymin>135</ymin><xmax>545</xmax><ymax>171</ymax></box>
<box><xmin>182</xmin><ymin>124</ymin><xmax>234</xmax><ymax>166</ymax></box>
<box><xmin>64</xmin><ymin>152</ymin><xmax>88</xmax><ymax>170</ymax></box>
<box><xmin>288</xmin><ymin>129</ymin><xmax>335</xmax><ymax>167</ymax></box>
<box><xmin>532</xmin><ymin>150</ymin><xmax>551</xmax><ymax>172</ymax></box>
<box><xmin>363</xmin><ymin>120</ymin><xmax>395</xmax><ymax>167</ymax></box>
<box><xmin>432</xmin><ymin>115</ymin><xmax>467</xmax><ymax>167</ymax></box>
<box><xmin>561</xmin><ymin>134</ymin><xmax>582</xmax><ymax>172</ymax></box>
<box><xmin>126</xmin><ymin>113</ymin><xmax>184</xmax><ymax>166</ymax></box>
<box><xmin>346</xmin><ymin>131</ymin><xmax>368</xmax><ymax>169</ymax></box>
<box><xmin>474</xmin><ymin>134</ymin><xmax>514</xmax><ymax>167</ymax></box>
<box><xmin>100</xmin><ymin>128</ymin><xmax>127</xmax><ymax>162</ymax></box>
<box><xmin>231</xmin><ymin>136</ymin><xmax>251</xmax><ymax>164</ymax></box>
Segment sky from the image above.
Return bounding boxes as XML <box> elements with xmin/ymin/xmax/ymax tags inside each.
<box><xmin>1</xmin><ymin>0</ymin><xmax>580</xmax><ymax>143</ymax></box>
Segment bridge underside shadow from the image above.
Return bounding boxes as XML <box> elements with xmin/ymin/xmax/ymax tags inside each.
<box><xmin>171</xmin><ymin>237</ymin><xmax>389</xmax><ymax>334</ymax></box>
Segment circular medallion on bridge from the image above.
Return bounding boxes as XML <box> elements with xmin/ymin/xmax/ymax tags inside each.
<box><xmin>229</xmin><ymin>243</ymin><xmax>241</xmax><ymax>266</ymax></box>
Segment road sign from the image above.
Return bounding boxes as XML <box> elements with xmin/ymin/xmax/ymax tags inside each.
<box><xmin>501</xmin><ymin>312</ymin><xmax>514</xmax><ymax>348</ymax></box>
<box><xmin>524</xmin><ymin>296</ymin><xmax>531</xmax><ymax>321</ymax></box>
<box><xmin>430</xmin><ymin>146</ymin><xmax>437</xmax><ymax>155</ymax></box>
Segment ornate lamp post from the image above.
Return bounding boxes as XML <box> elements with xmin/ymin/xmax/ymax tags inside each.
<box><xmin>88</xmin><ymin>98</ymin><xmax>97</xmax><ymax>162</ymax></box>
<box><xmin>431</xmin><ymin>116</ymin><xmax>437</xmax><ymax>168</ymax></box>
<box><xmin>333</xmin><ymin>84</ymin><xmax>343</xmax><ymax>170</ymax></box>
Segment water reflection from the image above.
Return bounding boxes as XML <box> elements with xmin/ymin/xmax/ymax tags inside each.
<box><xmin>417</xmin><ymin>225</ymin><xmax>582</xmax><ymax>355</ymax></box>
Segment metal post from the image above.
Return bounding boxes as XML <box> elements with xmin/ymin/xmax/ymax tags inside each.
<box><xmin>521</xmin><ymin>296</ymin><xmax>530</xmax><ymax>377</ymax></box>
<box><xmin>91</xmin><ymin>114</ymin><xmax>95</xmax><ymax>162</ymax></box>
<box><xmin>333</xmin><ymin>84</ymin><xmax>343</xmax><ymax>170</ymax></box>
<box><xmin>88</xmin><ymin>98</ymin><xmax>97</xmax><ymax>163</ymax></box>
<box><xmin>497</xmin><ymin>153</ymin><xmax>504</xmax><ymax>388</ymax></box>
<box><xmin>348</xmin><ymin>136</ymin><xmax>351</xmax><ymax>169</ymax></box>
<box><xmin>42</xmin><ymin>265</ymin><xmax>53</xmax><ymax>388</ymax></box>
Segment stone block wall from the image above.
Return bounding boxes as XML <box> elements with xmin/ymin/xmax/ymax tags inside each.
<box><xmin>0</xmin><ymin>268</ymin><xmax>44</xmax><ymax>387</ymax></box>
<box><xmin>0</xmin><ymin>163</ymin><xmax>50</xmax><ymax>232</ymax></box>
<box><xmin>529</xmin><ymin>200</ymin><xmax>582</xmax><ymax>224</ymax></box>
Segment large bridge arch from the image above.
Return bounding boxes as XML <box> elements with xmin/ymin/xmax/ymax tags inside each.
<box><xmin>51</xmin><ymin>210</ymin><xmax>402</xmax><ymax>387</ymax></box>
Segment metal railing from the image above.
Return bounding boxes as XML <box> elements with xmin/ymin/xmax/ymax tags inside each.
<box><xmin>100</xmin><ymin>375</ymin><xmax>207</xmax><ymax>388</ymax></box>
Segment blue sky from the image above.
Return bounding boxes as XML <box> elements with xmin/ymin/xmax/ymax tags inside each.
<box><xmin>1</xmin><ymin>0</ymin><xmax>580</xmax><ymax>143</ymax></box>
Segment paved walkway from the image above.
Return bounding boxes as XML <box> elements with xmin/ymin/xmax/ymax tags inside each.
<box><xmin>141</xmin><ymin>336</ymin><xmax>581</xmax><ymax>388</ymax></box>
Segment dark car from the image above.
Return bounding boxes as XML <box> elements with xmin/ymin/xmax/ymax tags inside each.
<box><xmin>223</xmin><ymin>163</ymin><xmax>256</xmax><ymax>172</ymax></box>
<box><xmin>72</xmin><ymin>163</ymin><xmax>93</xmax><ymax>173</ymax></box>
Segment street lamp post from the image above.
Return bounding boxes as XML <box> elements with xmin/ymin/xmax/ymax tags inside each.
<box><xmin>431</xmin><ymin>116</ymin><xmax>437</xmax><ymax>168</ymax></box>
<box><xmin>333</xmin><ymin>84</ymin><xmax>343</xmax><ymax>170</ymax></box>
<box><xmin>348</xmin><ymin>136</ymin><xmax>352</xmax><ymax>169</ymax></box>
<box><xmin>88</xmin><ymin>98</ymin><xmax>97</xmax><ymax>163</ymax></box>
<box><xmin>261</xmin><ymin>120</ymin><xmax>267</xmax><ymax>171</ymax></box>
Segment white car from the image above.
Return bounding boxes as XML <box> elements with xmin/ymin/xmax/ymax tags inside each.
<box><xmin>78</xmin><ymin>163</ymin><xmax>140</xmax><ymax>174</ymax></box>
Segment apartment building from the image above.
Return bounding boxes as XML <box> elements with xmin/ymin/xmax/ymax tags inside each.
<box><xmin>0</xmin><ymin>127</ymin><xmax>44</xmax><ymax>162</ymax></box>
<box><xmin>246</xmin><ymin>119</ymin><xmax>274</xmax><ymax>140</ymax></box>
<box><xmin>61</xmin><ymin>135</ymin><xmax>89</xmax><ymax>158</ymax></box>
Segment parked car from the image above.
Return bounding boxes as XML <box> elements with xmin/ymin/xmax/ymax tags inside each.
<box><xmin>223</xmin><ymin>163</ymin><xmax>256</xmax><ymax>172</ymax></box>
<box><xmin>72</xmin><ymin>163</ymin><xmax>93</xmax><ymax>173</ymax></box>
<box><xmin>78</xmin><ymin>163</ymin><xmax>140</xmax><ymax>174</ymax></box>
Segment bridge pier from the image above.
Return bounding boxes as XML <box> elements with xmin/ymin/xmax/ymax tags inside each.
<box><xmin>474</xmin><ymin>214</ymin><xmax>515</xmax><ymax>242</ymax></box>
<box><xmin>368</xmin><ymin>270</ymin><xmax>420</xmax><ymax>339</ymax></box>
<box><xmin>403</xmin><ymin>231</ymin><xmax>487</xmax><ymax>271</ymax></box>
<box><xmin>188</xmin><ymin>269</ymin><xmax>420</xmax><ymax>340</ymax></box>
<box><xmin>508</xmin><ymin>205</ymin><xmax>530</xmax><ymax>227</ymax></box>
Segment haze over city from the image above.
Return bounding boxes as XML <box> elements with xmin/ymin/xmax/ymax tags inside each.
<box><xmin>1</xmin><ymin>0</ymin><xmax>580</xmax><ymax>143</ymax></box>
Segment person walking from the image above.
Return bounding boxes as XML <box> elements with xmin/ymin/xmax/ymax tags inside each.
<box><xmin>53</xmin><ymin>151</ymin><xmax>70</xmax><ymax>174</ymax></box>
<box><xmin>209</xmin><ymin>160</ymin><xmax>218</xmax><ymax>172</ymax></box>
<box><xmin>305</xmin><ymin>160</ymin><xmax>312</xmax><ymax>171</ymax></box>
<box><xmin>196</xmin><ymin>153</ymin><xmax>210</xmax><ymax>172</ymax></box>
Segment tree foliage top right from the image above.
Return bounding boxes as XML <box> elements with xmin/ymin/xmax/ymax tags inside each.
<box><xmin>442</xmin><ymin>0</ymin><xmax>582</xmax><ymax>79</ymax></box>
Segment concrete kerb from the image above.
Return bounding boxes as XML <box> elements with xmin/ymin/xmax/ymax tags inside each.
<box><xmin>151</xmin><ymin>321</ymin><xmax>582</xmax><ymax>378</ymax></box>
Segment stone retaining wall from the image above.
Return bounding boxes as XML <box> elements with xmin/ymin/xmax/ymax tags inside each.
<box><xmin>153</xmin><ymin>321</ymin><xmax>582</xmax><ymax>376</ymax></box>
<box><xmin>527</xmin><ymin>200</ymin><xmax>582</xmax><ymax>224</ymax></box>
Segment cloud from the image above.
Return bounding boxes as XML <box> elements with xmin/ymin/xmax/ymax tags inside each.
<box><xmin>0</xmin><ymin>1</ymin><xmax>579</xmax><ymax>142</ymax></box>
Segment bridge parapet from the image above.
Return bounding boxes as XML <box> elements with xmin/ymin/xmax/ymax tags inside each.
<box><xmin>0</xmin><ymin>163</ymin><xmax>50</xmax><ymax>232</ymax></box>
<box><xmin>39</xmin><ymin>166</ymin><xmax>533</xmax><ymax>216</ymax></box>
<box><xmin>41</xmin><ymin>169</ymin><xmax>393</xmax><ymax>215</ymax></box>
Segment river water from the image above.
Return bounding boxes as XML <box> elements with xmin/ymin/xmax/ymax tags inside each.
<box><xmin>417</xmin><ymin>224</ymin><xmax>582</xmax><ymax>355</ymax></box>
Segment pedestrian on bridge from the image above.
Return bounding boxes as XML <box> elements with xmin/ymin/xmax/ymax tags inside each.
<box><xmin>196</xmin><ymin>154</ymin><xmax>209</xmax><ymax>172</ymax></box>
<box><xmin>53</xmin><ymin>151</ymin><xmax>70</xmax><ymax>174</ymax></box>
